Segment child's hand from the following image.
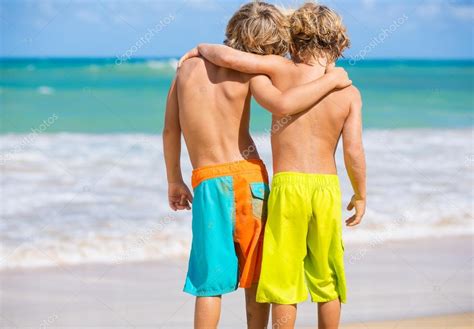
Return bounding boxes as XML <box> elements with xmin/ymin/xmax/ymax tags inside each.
<box><xmin>177</xmin><ymin>47</ymin><xmax>199</xmax><ymax>69</ymax></box>
<box><xmin>345</xmin><ymin>195</ymin><xmax>365</xmax><ymax>226</ymax></box>
<box><xmin>326</xmin><ymin>66</ymin><xmax>352</xmax><ymax>89</ymax></box>
<box><xmin>168</xmin><ymin>181</ymin><xmax>193</xmax><ymax>211</ymax></box>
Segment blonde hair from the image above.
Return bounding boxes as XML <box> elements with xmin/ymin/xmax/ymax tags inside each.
<box><xmin>289</xmin><ymin>2</ymin><xmax>350</xmax><ymax>63</ymax></box>
<box><xmin>225</xmin><ymin>1</ymin><xmax>290</xmax><ymax>56</ymax></box>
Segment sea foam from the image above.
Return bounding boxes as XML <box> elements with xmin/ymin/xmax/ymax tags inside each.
<box><xmin>0</xmin><ymin>130</ymin><xmax>472</xmax><ymax>269</ymax></box>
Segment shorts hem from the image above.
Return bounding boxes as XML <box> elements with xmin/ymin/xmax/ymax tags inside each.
<box><xmin>183</xmin><ymin>285</ymin><xmax>237</xmax><ymax>297</ymax></box>
<box><xmin>310</xmin><ymin>294</ymin><xmax>346</xmax><ymax>304</ymax></box>
<box><xmin>256</xmin><ymin>295</ymin><xmax>308</xmax><ymax>305</ymax></box>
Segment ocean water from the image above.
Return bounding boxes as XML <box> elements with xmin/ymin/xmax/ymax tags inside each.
<box><xmin>0</xmin><ymin>58</ymin><xmax>473</xmax><ymax>269</ymax></box>
<box><xmin>1</xmin><ymin>58</ymin><xmax>473</xmax><ymax>132</ymax></box>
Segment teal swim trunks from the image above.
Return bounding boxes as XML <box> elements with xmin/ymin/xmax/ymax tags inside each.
<box><xmin>183</xmin><ymin>160</ymin><xmax>269</xmax><ymax>297</ymax></box>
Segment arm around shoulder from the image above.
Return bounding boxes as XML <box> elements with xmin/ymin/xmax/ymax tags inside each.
<box><xmin>197</xmin><ymin>43</ymin><xmax>281</xmax><ymax>75</ymax></box>
<box><xmin>249</xmin><ymin>72</ymin><xmax>344</xmax><ymax>117</ymax></box>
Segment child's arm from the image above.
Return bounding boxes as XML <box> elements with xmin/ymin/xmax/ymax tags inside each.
<box><xmin>342</xmin><ymin>87</ymin><xmax>366</xmax><ymax>226</ymax></box>
<box><xmin>179</xmin><ymin>44</ymin><xmax>281</xmax><ymax>75</ymax></box>
<box><xmin>180</xmin><ymin>44</ymin><xmax>351</xmax><ymax>116</ymax></box>
<box><xmin>163</xmin><ymin>76</ymin><xmax>193</xmax><ymax>211</ymax></box>
<box><xmin>249</xmin><ymin>68</ymin><xmax>351</xmax><ymax>117</ymax></box>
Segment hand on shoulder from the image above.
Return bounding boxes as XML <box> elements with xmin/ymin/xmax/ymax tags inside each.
<box><xmin>326</xmin><ymin>65</ymin><xmax>352</xmax><ymax>90</ymax></box>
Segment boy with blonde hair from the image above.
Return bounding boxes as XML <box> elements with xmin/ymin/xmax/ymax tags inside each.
<box><xmin>179</xmin><ymin>2</ymin><xmax>366</xmax><ymax>328</ymax></box>
<box><xmin>165</xmin><ymin>1</ymin><xmax>351</xmax><ymax>328</ymax></box>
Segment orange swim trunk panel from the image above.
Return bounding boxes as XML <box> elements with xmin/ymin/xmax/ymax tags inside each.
<box><xmin>187</xmin><ymin>159</ymin><xmax>269</xmax><ymax>292</ymax></box>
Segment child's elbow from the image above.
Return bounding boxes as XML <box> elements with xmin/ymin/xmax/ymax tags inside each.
<box><xmin>273</xmin><ymin>98</ymin><xmax>296</xmax><ymax>116</ymax></box>
<box><xmin>344</xmin><ymin>145</ymin><xmax>365</xmax><ymax>160</ymax></box>
<box><xmin>162</xmin><ymin>125</ymin><xmax>178</xmax><ymax>138</ymax></box>
<box><xmin>270</xmin><ymin>106</ymin><xmax>287</xmax><ymax>117</ymax></box>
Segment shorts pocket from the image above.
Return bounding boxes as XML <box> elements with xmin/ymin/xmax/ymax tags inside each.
<box><xmin>249</xmin><ymin>182</ymin><xmax>270</xmax><ymax>220</ymax></box>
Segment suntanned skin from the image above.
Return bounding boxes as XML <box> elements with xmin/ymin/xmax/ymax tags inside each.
<box><xmin>185</xmin><ymin>45</ymin><xmax>366</xmax><ymax>219</ymax></box>
<box><xmin>181</xmin><ymin>44</ymin><xmax>366</xmax><ymax>329</ymax></box>
<box><xmin>163</xmin><ymin>57</ymin><xmax>351</xmax><ymax>329</ymax></box>
<box><xmin>177</xmin><ymin>58</ymin><xmax>258</xmax><ymax>169</ymax></box>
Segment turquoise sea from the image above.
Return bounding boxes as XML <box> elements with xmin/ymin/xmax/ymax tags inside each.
<box><xmin>1</xmin><ymin>58</ymin><xmax>473</xmax><ymax>133</ymax></box>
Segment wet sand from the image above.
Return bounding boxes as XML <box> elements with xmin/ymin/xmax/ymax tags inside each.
<box><xmin>0</xmin><ymin>236</ymin><xmax>472</xmax><ymax>328</ymax></box>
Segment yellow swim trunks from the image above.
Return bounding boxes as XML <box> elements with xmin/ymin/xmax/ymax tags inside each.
<box><xmin>256</xmin><ymin>172</ymin><xmax>346</xmax><ymax>304</ymax></box>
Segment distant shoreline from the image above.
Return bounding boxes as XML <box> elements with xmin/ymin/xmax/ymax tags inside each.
<box><xmin>0</xmin><ymin>127</ymin><xmax>473</xmax><ymax>136</ymax></box>
<box><xmin>1</xmin><ymin>56</ymin><xmax>473</xmax><ymax>63</ymax></box>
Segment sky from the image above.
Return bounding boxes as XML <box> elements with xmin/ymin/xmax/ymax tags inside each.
<box><xmin>0</xmin><ymin>0</ymin><xmax>473</xmax><ymax>59</ymax></box>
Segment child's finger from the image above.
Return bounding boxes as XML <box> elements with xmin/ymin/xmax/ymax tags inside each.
<box><xmin>169</xmin><ymin>201</ymin><xmax>177</xmax><ymax>211</ymax></box>
<box><xmin>177</xmin><ymin>56</ymin><xmax>186</xmax><ymax>68</ymax></box>
<box><xmin>175</xmin><ymin>200</ymin><xmax>188</xmax><ymax>210</ymax></box>
<box><xmin>350</xmin><ymin>215</ymin><xmax>362</xmax><ymax>226</ymax></box>
<box><xmin>346</xmin><ymin>215</ymin><xmax>360</xmax><ymax>226</ymax></box>
<box><xmin>345</xmin><ymin>214</ymin><xmax>355</xmax><ymax>225</ymax></box>
<box><xmin>347</xmin><ymin>202</ymin><xmax>354</xmax><ymax>210</ymax></box>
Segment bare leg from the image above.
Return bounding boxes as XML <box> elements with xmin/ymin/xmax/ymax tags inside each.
<box><xmin>245</xmin><ymin>284</ymin><xmax>270</xmax><ymax>329</ymax></box>
<box><xmin>194</xmin><ymin>296</ymin><xmax>221</xmax><ymax>329</ymax></box>
<box><xmin>272</xmin><ymin>303</ymin><xmax>297</xmax><ymax>329</ymax></box>
<box><xmin>318</xmin><ymin>299</ymin><xmax>341</xmax><ymax>329</ymax></box>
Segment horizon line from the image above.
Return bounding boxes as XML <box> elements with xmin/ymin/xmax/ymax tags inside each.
<box><xmin>0</xmin><ymin>56</ymin><xmax>473</xmax><ymax>61</ymax></box>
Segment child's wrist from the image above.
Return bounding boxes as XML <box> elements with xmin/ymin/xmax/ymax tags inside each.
<box><xmin>167</xmin><ymin>176</ymin><xmax>184</xmax><ymax>184</ymax></box>
<box><xmin>354</xmin><ymin>194</ymin><xmax>366</xmax><ymax>201</ymax></box>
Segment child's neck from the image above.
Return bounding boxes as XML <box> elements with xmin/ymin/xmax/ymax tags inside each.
<box><xmin>292</xmin><ymin>55</ymin><xmax>328</xmax><ymax>68</ymax></box>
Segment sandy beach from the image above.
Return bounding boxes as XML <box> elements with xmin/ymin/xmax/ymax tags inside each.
<box><xmin>340</xmin><ymin>313</ymin><xmax>473</xmax><ymax>329</ymax></box>
<box><xmin>1</xmin><ymin>236</ymin><xmax>472</xmax><ymax>328</ymax></box>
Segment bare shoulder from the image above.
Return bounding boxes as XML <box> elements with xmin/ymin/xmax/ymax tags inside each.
<box><xmin>177</xmin><ymin>57</ymin><xmax>214</xmax><ymax>87</ymax></box>
<box><xmin>338</xmin><ymin>85</ymin><xmax>361</xmax><ymax>101</ymax></box>
<box><xmin>329</xmin><ymin>85</ymin><xmax>362</xmax><ymax>109</ymax></box>
<box><xmin>347</xmin><ymin>85</ymin><xmax>362</xmax><ymax>104</ymax></box>
<box><xmin>321</xmin><ymin>85</ymin><xmax>361</xmax><ymax>120</ymax></box>
<box><xmin>177</xmin><ymin>57</ymin><xmax>206</xmax><ymax>76</ymax></box>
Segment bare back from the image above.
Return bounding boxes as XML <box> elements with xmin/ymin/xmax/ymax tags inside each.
<box><xmin>177</xmin><ymin>58</ymin><xmax>259</xmax><ymax>168</ymax></box>
<box><xmin>269</xmin><ymin>61</ymin><xmax>357</xmax><ymax>174</ymax></box>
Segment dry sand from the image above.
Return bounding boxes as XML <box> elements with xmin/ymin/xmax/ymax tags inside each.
<box><xmin>340</xmin><ymin>313</ymin><xmax>473</xmax><ymax>329</ymax></box>
<box><xmin>0</xmin><ymin>236</ymin><xmax>472</xmax><ymax>328</ymax></box>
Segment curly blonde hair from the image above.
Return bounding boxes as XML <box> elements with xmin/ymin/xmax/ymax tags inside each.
<box><xmin>289</xmin><ymin>2</ymin><xmax>350</xmax><ymax>63</ymax></box>
<box><xmin>225</xmin><ymin>1</ymin><xmax>290</xmax><ymax>56</ymax></box>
